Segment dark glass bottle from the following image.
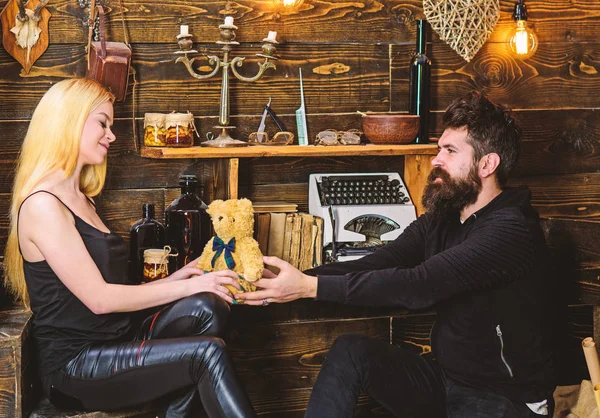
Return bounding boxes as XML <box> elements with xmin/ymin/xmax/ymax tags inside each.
<box><xmin>165</xmin><ymin>174</ymin><xmax>211</xmax><ymax>272</ymax></box>
<box><xmin>409</xmin><ymin>19</ymin><xmax>431</xmax><ymax>144</ymax></box>
<box><xmin>129</xmin><ymin>203</ymin><xmax>165</xmax><ymax>285</ymax></box>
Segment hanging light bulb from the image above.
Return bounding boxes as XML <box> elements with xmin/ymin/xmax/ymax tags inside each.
<box><xmin>273</xmin><ymin>0</ymin><xmax>304</xmax><ymax>9</ymax></box>
<box><xmin>508</xmin><ymin>0</ymin><xmax>538</xmax><ymax>59</ymax></box>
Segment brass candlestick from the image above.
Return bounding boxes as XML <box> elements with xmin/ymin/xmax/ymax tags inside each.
<box><xmin>175</xmin><ymin>17</ymin><xmax>278</xmax><ymax>147</ymax></box>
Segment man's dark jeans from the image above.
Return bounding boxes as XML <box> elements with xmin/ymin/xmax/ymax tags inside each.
<box><xmin>304</xmin><ymin>334</ymin><xmax>553</xmax><ymax>418</ymax></box>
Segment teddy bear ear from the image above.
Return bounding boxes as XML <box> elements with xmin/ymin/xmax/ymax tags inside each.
<box><xmin>207</xmin><ymin>200</ymin><xmax>224</xmax><ymax>216</ymax></box>
<box><xmin>236</xmin><ymin>198</ymin><xmax>254</xmax><ymax>213</ymax></box>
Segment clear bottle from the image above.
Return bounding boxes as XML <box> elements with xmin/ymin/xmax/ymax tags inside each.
<box><xmin>129</xmin><ymin>203</ymin><xmax>165</xmax><ymax>284</ymax></box>
<box><xmin>165</xmin><ymin>174</ymin><xmax>211</xmax><ymax>272</ymax></box>
<box><xmin>409</xmin><ymin>19</ymin><xmax>431</xmax><ymax>144</ymax></box>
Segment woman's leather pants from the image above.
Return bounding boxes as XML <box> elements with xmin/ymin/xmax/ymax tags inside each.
<box><xmin>42</xmin><ymin>292</ymin><xmax>257</xmax><ymax>418</ymax></box>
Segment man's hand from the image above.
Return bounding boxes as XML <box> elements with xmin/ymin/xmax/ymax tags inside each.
<box><xmin>234</xmin><ymin>256</ymin><xmax>318</xmax><ymax>306</ymax></box>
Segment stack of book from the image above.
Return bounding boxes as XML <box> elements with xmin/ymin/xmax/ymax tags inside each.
<box><xmin>252</xmin><ymin>202</ymin><xmax>324</xmax><ymax>271</ymax></box>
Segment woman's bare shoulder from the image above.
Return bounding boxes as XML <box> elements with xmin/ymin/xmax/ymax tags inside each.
<box><xmin>19</xmin><ymin>191</ymin><xmax>73</xmax><ymax>224</ymax></box>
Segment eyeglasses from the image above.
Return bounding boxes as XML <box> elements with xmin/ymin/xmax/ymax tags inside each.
<box><xmin>314</xmin><ymin>129</ymin><xmax>362</xmax><ymax>146</ymax></box>
<box><xmin>248</xmin><ymin>131</ymin><xmax>294</xmax><ymax>146</ymax></box>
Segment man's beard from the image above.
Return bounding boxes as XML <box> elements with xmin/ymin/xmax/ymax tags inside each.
<box><xmin>421</xmin><ymin>164</ymin><xmax>482</xmax><ymax>218</ymax></box>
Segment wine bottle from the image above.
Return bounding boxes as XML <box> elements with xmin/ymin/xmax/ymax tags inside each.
<box><xmin>409</xmin><ymin>19</ymin><xmax>432</xmax><ymax>144</ymax></box>
<box><xmin>165</xmin><ymin>174</ymin><xmax>211</xmax><ymax>272</ymax></box>
<box><xmin>129</xmin><ymin>203</ymin><xmax>165</xmax><ymax>284</ymax></box>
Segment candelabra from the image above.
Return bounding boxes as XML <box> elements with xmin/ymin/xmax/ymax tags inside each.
<box><xmin>174</xmin><ymin>15</ymin><xmax>279</xmax><ymax>147</ymax></box>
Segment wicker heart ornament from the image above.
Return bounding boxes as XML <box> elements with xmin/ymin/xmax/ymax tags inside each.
<box><xmin>423</xmin><ymin>0</ymin><xmax>499</xmax><ymax>62</ymax></box>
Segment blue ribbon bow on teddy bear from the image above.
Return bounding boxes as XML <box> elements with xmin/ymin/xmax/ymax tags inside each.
<box><xmin>211</xmin><ymin>236</ymin><xmax>236</xmax><ymax>270</ymax></box>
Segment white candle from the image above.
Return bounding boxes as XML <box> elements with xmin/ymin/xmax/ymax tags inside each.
<box><xmin>180</xmin><ymin>24</ymin><xmax>189</xmax><ymax>36</ymax></box>
<box><xmin>267</xmin><ymin>31</ymin><xmax>277</xmax><ymax>41</ymax></box>
<box><xmin>224</xmin><ymin>16</ymin><xmax>234</xmax><ymax>26</ymax></box>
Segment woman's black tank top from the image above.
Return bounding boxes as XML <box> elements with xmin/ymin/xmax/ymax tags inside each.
<box><xmin>20</xmin><ymin>191</ymin><xmax>132</xmax><ymax>377</ymax></box>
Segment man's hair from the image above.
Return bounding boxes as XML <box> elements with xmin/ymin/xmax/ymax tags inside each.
<box><xmin>442</xmin><ymin>91</ymin><xmax>521</xmax><ymax>186</ymax></box>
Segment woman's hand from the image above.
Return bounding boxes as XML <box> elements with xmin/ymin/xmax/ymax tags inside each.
<box><xmin>142</xmin><ymin>256</ymin><xmax>204</xmax><ymax>285</ymax></box>
<box><xmin>167</xmin><ymin>262</ymin><xmax>205</xmax><ymax>282</ymax></box>
<box><xmin>188</xmin><ymin>270</ymin><xmax>242</xmax><ymax>304</ymax></box>
<box><xmin>234</xmin><ymin>256</ymin><xmax>318</xmax><ymax>306</ymax></box>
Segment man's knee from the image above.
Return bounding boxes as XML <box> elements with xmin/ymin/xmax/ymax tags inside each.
<box><xmin>327</xmin><ymin>334</ymin><xmax>372</xmax><ymax>365</ymax></box>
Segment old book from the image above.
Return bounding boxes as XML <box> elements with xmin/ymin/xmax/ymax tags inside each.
<box><xmin>310</xmin><ymin>222</ymin><xmax>318</xmax><ymax>269</ymax></box>
<box><xmin>288</xmin><ymin>213</ymin><xmax>303</xmax><ymax>268</ymax></box>
<box><xmin>313</xmin><ymin>216</ymin><xmax>324</xmax><ymax>267</ymax></box>
<box><xmin>265</xmin><ymin>212</ymin><xmax>287</xmax><ymax>274</ymax></box>
<box><xmin>281</xmin><ymin>213</ymin><xmax>296</xmax><ymax>264</ymax></box>
<box><xmin>254</xmin><ymin>212</ymin><xmax>271</xmax><ymax>255</ymax></box>
<box><xmin>298</xmin><ymin>213</ymin><xmax>314</xmax><ymax>271</ymax></box>
<box><xmin>253</xmin><ymin>201</ymin><xmax>298</xmax><ymax>213</ymax></box>
<box><xmin>267</xmin><ymin>212</ymin><xmax>287</xmax><ymax>259</ymax></box>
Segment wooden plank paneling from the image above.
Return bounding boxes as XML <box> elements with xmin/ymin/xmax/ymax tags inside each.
<box><xmin>1</xmin><ymin>0</ymin><xmax>599</xmax><ymax>45</ymax></box>
<box><xmin>6</xmin><ymin>105</ymin><xmax>600</xmax><ymax>194</ymax></box>
<box><xmin>0</xmin><ymin>0</ymin><xmax>419</xmax><ymax>44</ymax></box>
<box><xmin>0</xmin><ymin>43</ymin><xmax>390</xmax><ymax>118</ymax></box>
<box><xmin>510</xmin><ymin>172</ymin><xmax>600</xmax><ymax>220</ymax></box>
<box><xmin>239</xmin><ymin>156</ymin><xmax>407</xmax><ymax>184</ymax></box>
<box><xmin>392</xmin><ymin>42</ymin><xmax>600</xmax><ymax>112</ymax></box>
<box><xmin>228</xmin><ymin>316</ymin><xmax>390</xmax><ymax>414</ymax></box>
<box><xmin>231</xmin><ymin>299</ymin><xmax>407</xmax><ymax>325</ymax></box>
<box><xmin>429</xmin><ymin>109</ymin><xmax>600</xmax><ymax>178</ymax></box>
<box><xmin>541</xmin><ymin>218</ymin><xmax>600</xmax><ymax>305</ymax></box>
<box><xmin>391</xmin><ymin>311</ymin><xmax>436</xmax><ymax>354</ymax></box>
<box><xmin>94</xmin><ymin>189</ymin><xmax>168</xmax><ymax>238</ymax></box>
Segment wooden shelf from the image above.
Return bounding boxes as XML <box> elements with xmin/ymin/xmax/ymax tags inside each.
<box><xmin>140</xmin><ymin>144</ymin><xmax>438</xmax><ymax>159</ymax></box>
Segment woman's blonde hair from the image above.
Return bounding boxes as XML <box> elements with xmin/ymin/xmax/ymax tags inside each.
<box><xmin>4</xmin><ymin>78</ymin><xmax>115</xmax><ymax>306</ymax></box>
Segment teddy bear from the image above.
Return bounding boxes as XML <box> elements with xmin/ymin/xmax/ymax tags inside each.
<box><xmin>196</xmin><ymin>198</ymin><xmax>264</xmax><ymax>297</ymax></box>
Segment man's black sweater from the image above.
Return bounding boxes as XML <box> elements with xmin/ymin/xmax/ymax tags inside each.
<box><xmin>305</xmin><ymin>187</ymin><xmax>557</xmax><ymax>403</ymax></box>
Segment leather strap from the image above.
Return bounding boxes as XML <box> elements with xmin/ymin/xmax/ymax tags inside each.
<box><xmin>96</xmin><ymin>6</ymin><xmax>107</xmax><ymax>59</ymax></box>
<box><xmin>118</xmin><ymin>0</ymin><xmax>130</xmax><ymax>46</ymax></box>
<box><xmin>86</xmin><ymin>0</ymin><xmax>96</xmax><ymax>70</ymax></box>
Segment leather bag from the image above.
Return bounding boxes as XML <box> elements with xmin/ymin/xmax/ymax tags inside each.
<box><xmin>86</xmin><ymin>4</ymin><xmax>131</xmax><ymax>102</ymax></box>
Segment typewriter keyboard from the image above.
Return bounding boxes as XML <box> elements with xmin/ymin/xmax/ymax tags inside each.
<box><xmin>317</xmin><ymin>174</ymin><xmax>410</xmax><ymax>206</ymax></box>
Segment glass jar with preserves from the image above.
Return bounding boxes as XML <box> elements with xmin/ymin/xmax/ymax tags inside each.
<box><xmin>142</xmin><ymin>246</ymin><xmax>172</xmax><ymax>282</ymax></box>
<box><xmin>143</xmin><ymin>113</ymin><xmax>167</xmax><ymax>147</ymax></box>
<box><xmin>166</xmin><ymin>112</ymin><xmax>195</xmax><ymax>147</ymax></box>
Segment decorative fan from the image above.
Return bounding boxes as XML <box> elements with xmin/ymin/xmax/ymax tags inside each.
<box><xmin>344</xmin><ymin>215</ymin><xmax>400</xmax><ymax>244</ymax></box>
<box><xmin>422</xmin><ymin>0</ymin><xmax>500</xmax><ymax>62</ymax></box>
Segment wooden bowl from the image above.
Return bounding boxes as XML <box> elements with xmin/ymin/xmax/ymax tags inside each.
<box><xmin>362</xmin><ymin>114</ymin><xmax>420</xmax><ymax>144</ymax></box>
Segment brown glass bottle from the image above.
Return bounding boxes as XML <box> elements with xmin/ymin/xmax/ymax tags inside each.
<box><xmin>129</xmin><ymin>203</ymin><xmax>165</xmax><ymax>285</ymax></box>
<box><xmin>165</xmin><ymin>174</ymin><xmax>211</xmax><ymax>272</ymax></box>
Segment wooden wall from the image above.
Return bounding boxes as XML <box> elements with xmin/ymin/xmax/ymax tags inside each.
<box><xmin>1</xmin><ymin>0</ymin><xmax>600</xmax><ymax>414</ymax></box>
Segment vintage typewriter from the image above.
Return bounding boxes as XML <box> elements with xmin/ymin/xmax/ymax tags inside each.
<box><xmin>308</xmin><ymin>172</ymin><xmax>417</xmax><ymax>262</ymax></box>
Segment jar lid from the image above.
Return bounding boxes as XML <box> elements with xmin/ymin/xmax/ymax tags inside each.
<box><xmin>144</xmin><ymin>246</ymin><xmax>175</xmax><ymax>264</ymax></box>
<box><xmin>144</xmin><ymin>113</ymin><xmax>166</xmax><ymax>127</ymax></box>
<box><xmin>166</xmin><ymin>112</ymin><xmax>194</xmax><ymax>128</ymax></box>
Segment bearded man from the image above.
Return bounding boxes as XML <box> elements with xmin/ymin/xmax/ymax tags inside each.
<box><xmin>237</xmin><ymin>91</ymin><xmax>557</xmax><ymax>418</ymax></box>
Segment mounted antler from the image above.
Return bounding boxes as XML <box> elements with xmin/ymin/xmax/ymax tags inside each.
<box><xmin>31</xmin><ymin>0</ymin><xmax>49</xmax><ymax>22</ymax></box>
<box><xmin>15</xmin><ymin>0</ymin><xmax>27</xmax><ymax>22</ymax></box>
<box><xmin>9</xmin><ymin>0</ymin><xmax>50</xmax><ymax>68</ymax></box>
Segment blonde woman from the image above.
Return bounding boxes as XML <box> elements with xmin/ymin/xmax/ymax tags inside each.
<box><xmin>4</xmin><ymin>78</ymin><xmax>256</xmax><ymax>417</ymax></box>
